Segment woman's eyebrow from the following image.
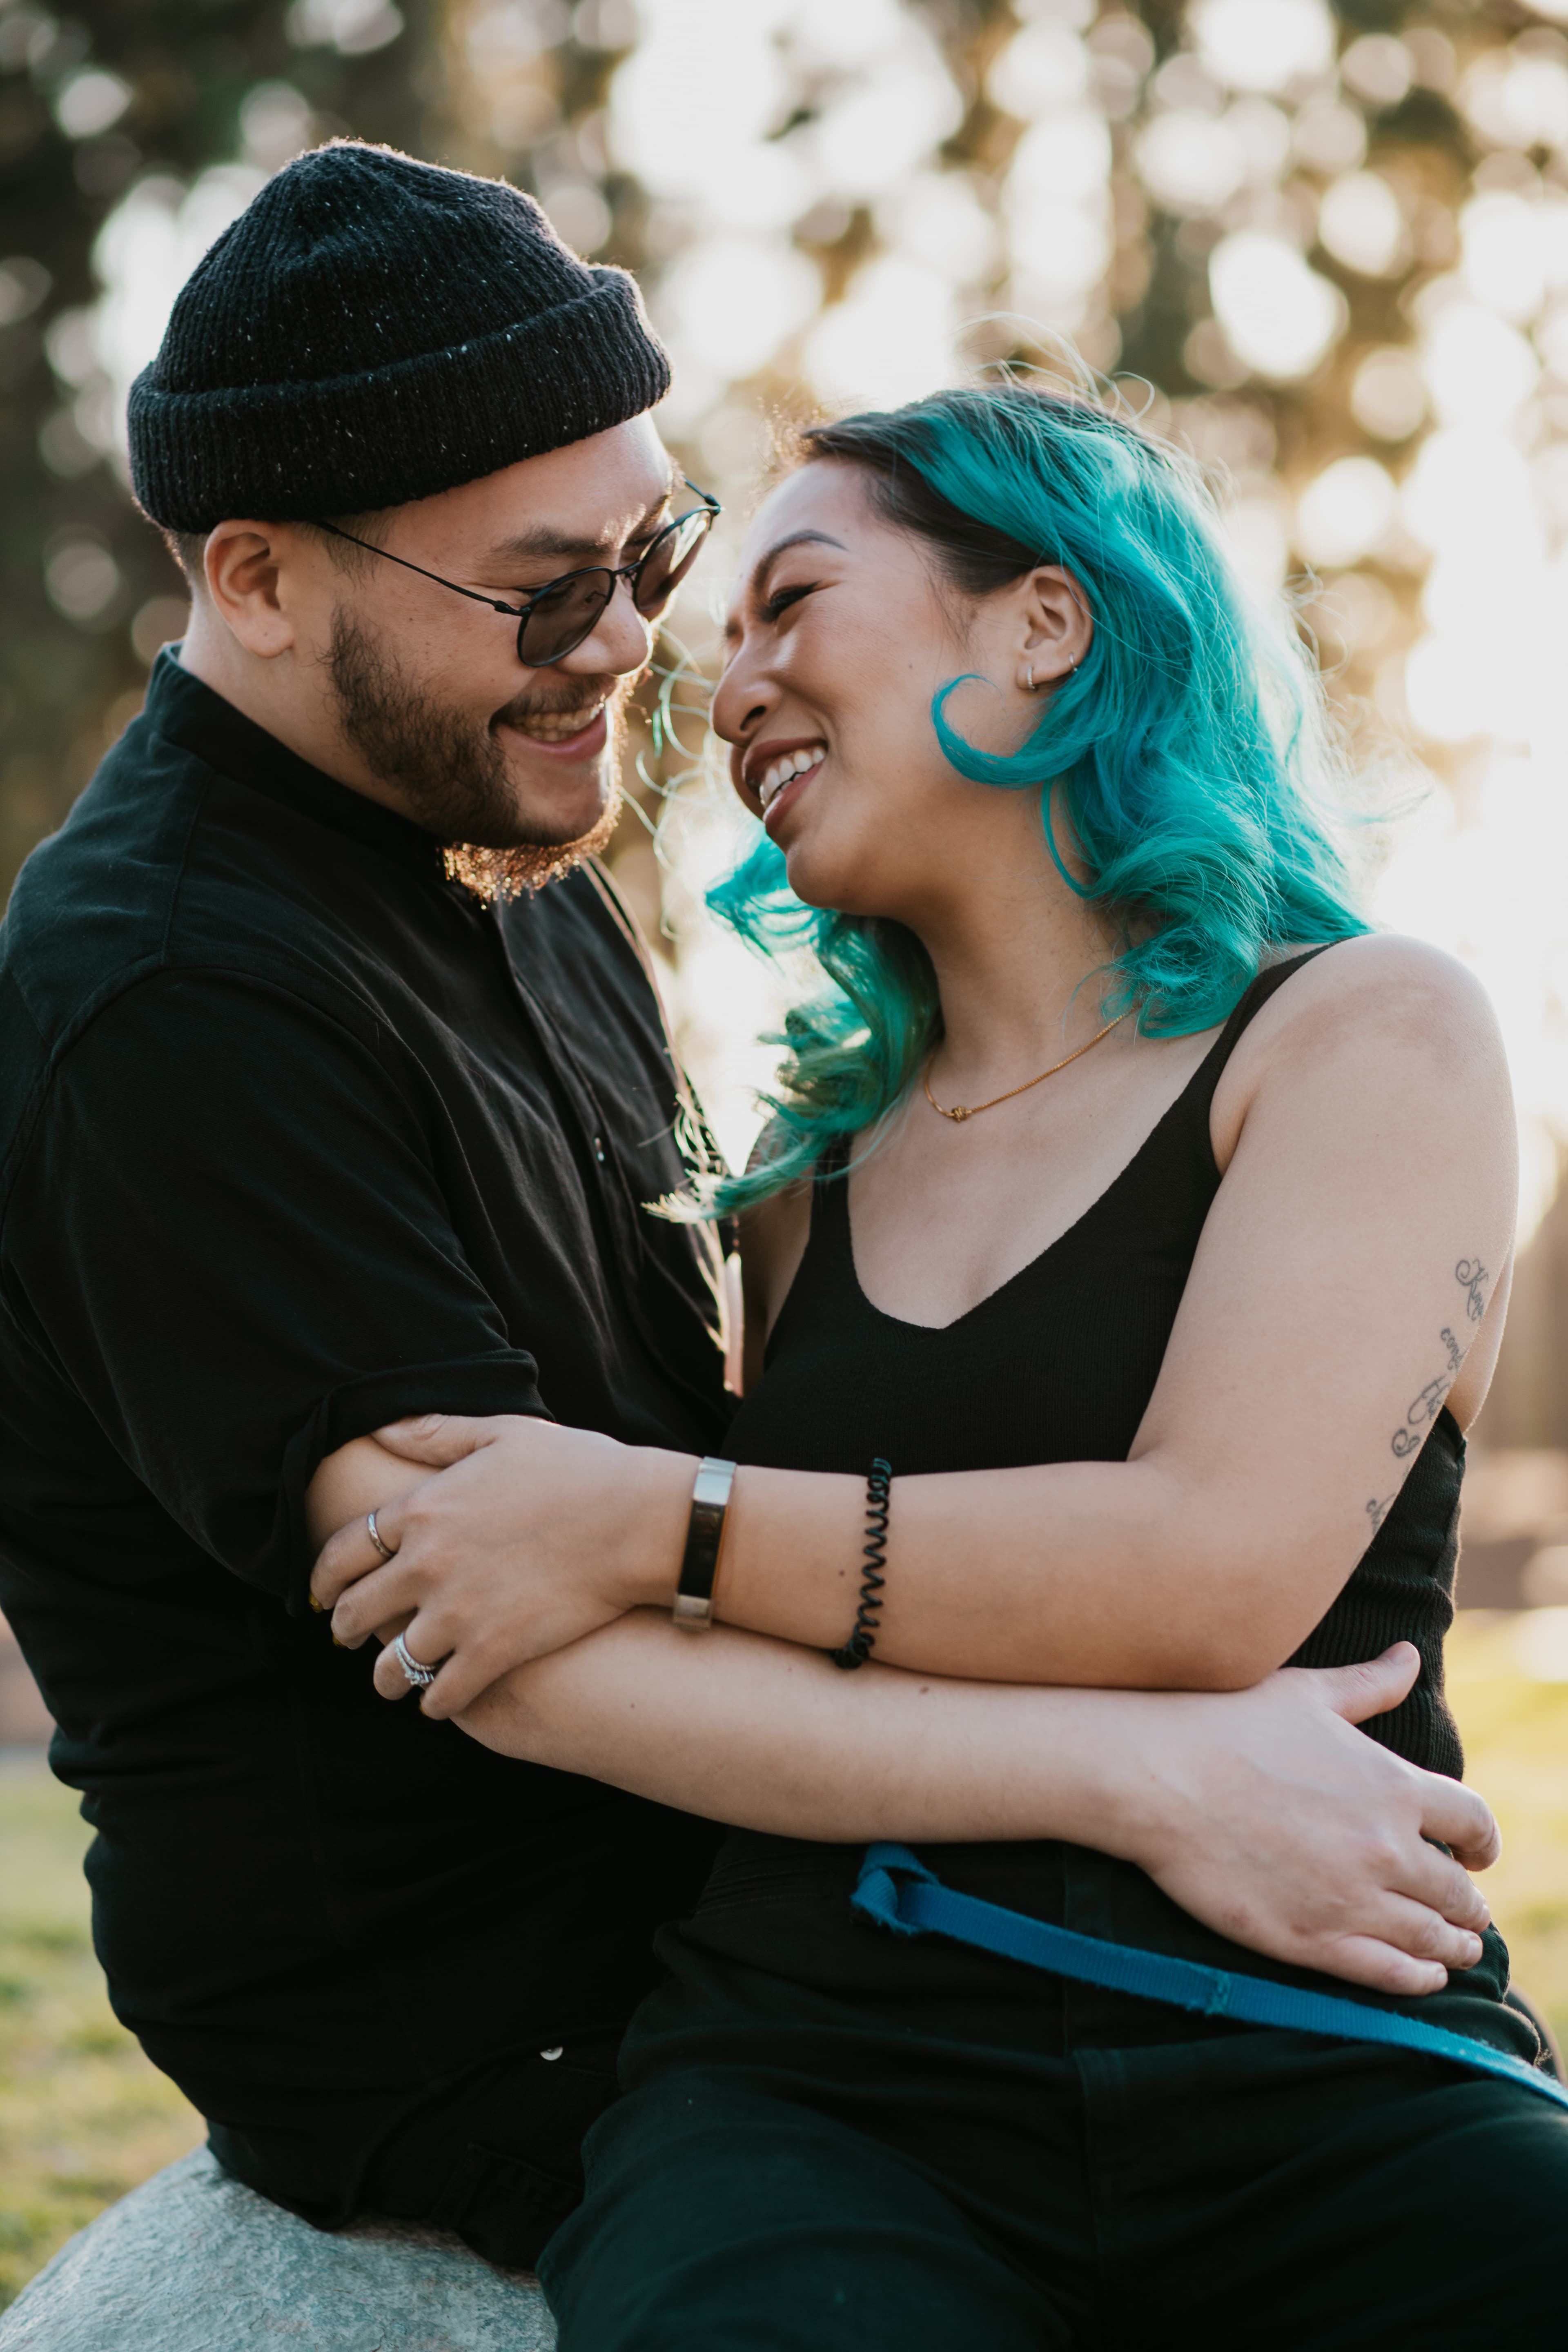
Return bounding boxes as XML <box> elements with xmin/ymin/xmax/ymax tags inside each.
<box><xmin>750</xmin><ymin>529</ymin><xmax>846</xmax><ymax>600</ymax></box>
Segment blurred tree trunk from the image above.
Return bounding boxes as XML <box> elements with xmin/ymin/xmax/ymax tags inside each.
<box><xmin>0</xmin><ymin>0</ymin><xmax>443</xmax><ymax>902</ymax></box>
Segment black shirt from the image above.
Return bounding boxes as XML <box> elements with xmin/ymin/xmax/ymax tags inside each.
<box><xmin>0</xmin><ymin>651</ymin><xmax>731</xmax><ymax>2217</ymax></box>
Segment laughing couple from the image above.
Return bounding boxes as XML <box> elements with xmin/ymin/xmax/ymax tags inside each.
<box><xmin>1</xmin><ymin>143</ymin><xmax>1562</xmax><ymax>2348</ymax></box>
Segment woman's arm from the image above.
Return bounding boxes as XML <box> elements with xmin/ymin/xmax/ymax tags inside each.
<box><xmin>314</xmin><ymin>937</ymin><xmax>1516</xmax><ymax>1702</ymax></box>
<box><xmin>460</xmin><ymin>1615</ymin><xmax>1495</xmax><ymax>1996</ymax></box>
<box><xmin>304</xmin><ymin>1441</ymin><xmax>1497</xmax><ymax>1996</ymax></box>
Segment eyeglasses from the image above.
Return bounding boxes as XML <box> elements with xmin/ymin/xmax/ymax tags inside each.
<box><xmin>316</xmin><ymin>481</ymin><xmax>722</xmax><ymax>668</ymax></box>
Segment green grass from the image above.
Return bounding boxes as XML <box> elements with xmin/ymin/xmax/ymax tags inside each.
<box><xmin>1446</xmin><ymin>1614</ymin><xmax>1568</xmax><ymax>2046</ymax></box>
<box><xmin>0</xmin><ymin>1617</ymin><xmax>1565</xmax><ymax>2307</ymax></box>
<box><xmin>0</xmin><ymin>1758</ymin><xmax>202</xmax><ymax>2310</ymax></box>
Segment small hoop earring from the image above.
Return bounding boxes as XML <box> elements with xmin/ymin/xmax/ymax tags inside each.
<box><xmin>1067</xmin><ymin>650</ymin><xmax>1078</xmax><ymax>671</ymax></box>
<box><xmin>1026</xmin><ymin>664</ymin><xmax>1036</xmax><ymax>690</ymax></box>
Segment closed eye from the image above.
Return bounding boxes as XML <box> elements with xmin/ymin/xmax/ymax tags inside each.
<box><xmin>762</xmin><ymin>580</ymin><xmax>816</xmax><ymax>624</ymax></box>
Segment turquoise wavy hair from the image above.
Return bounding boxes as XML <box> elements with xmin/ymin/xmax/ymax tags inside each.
<box><xmin>702</xmin><ymin>380</ymin><xmax>1369</xmax><ymax>1216</ymax></box>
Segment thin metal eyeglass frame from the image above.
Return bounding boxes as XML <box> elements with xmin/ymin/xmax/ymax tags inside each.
<box><xmin>314</xmin><ymin>481</ymin><xmax>722</xmax><ymax>668</ymax></box>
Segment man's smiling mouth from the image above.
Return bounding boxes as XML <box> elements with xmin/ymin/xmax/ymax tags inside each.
<box><xmin>504</xmin><ymin>697</ymin><xmax>609</xmax><ymax>744</ymax></box>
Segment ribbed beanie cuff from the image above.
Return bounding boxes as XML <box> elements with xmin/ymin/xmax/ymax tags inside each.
<box><xmin>129</xmin><ymin>143</ymin><xmax>673</xmax><ymax>531</ymax></box>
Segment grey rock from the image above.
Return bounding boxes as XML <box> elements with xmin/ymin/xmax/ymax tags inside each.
<box><xmin>0</xmin><ymin>2146</ymin><xmax>557</xmax><ymax>2351</ymax></box>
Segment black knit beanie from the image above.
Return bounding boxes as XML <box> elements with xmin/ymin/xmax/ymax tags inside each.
<box><xmin>129</xmin><ymin>142</ymin><xmax>672</xmax><ymax>531</ymax></box>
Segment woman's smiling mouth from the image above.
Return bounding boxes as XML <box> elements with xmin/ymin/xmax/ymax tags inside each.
<box><xmin>755</xmin><ymin>742</ymin><xmax>826</xmax><ymax>823</ymax></box>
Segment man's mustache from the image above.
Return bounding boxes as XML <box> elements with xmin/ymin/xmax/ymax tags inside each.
<box><xmin>490</xmin><ymin>671</ymin><xmax>637</xmax><ymax>731</ymax></box>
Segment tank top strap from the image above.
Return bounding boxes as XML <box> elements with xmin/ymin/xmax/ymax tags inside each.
<box><xmin>808</xmin><ymin>1132</ymin><xmax>855</xmax><ymax>1238</ymax></box>
<box><xmin>755</xmin><ymin>1132</ymin><xmax>858</xmax><ymax>1374</ymax></box>
<box><xmin>1167</xmin><ymin>942</ymin><xmax>1334</xmax><ymax>1137</ymax></box>
<box><xmin>811</xmin><ymin>943</ymin><xmax>1334</xmax><ymax>1216</ymax></box>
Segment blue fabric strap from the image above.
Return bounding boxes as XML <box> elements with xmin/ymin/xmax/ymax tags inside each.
<box><xmin>852</xmin><ymin>1843</ymin><xmax>1568</xmax><ymax>2113</ymax></box>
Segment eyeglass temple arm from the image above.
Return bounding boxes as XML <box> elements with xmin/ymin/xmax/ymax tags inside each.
<box><xmin>313</xmin><ymin>521</ymin><xmax>522</xmax><ymax>616</ymax></box>
<box><xmin>316</xmin><ymin>483</ymin><xmax>718</xmax><ymax>615</ymax></box>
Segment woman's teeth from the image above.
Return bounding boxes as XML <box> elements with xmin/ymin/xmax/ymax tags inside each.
<box><xmin>757</xmin><ymin>746</ymin><xmax>824</xmax><ymax>811</ymax></box>
<box><xmin>512</xmin><ymin>700</ymin><xmax>606</xmax><ymax>742</ymax></box>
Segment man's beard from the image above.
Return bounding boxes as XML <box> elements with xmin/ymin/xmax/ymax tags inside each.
<box><xmin>324</xmin><ymin>608</ymin><xmax>626</xmax><ymax>901</ymax></box>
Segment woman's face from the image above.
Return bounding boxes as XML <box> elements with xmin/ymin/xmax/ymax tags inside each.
<box><xmin>713</xmin><ymin>460</ymin><xmax>1087</xmax><ymax>928</ymax></box>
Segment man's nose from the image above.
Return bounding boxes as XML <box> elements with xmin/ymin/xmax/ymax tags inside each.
<box><xmin>561</xmin><ymin>575</ymin><xmax>653</xmax><ymax>677</ymax></box>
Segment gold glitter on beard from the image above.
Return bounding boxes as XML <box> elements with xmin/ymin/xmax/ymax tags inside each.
<box><xmin>442</xmin><ymin>782</ymin><xmax>624</xmax><ymax>902</ymax></box>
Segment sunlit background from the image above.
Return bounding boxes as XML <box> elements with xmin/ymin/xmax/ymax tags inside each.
<box><xmin>4</xmin><ymin>0</ymin><xmax>1568</xmax><ymax>2303</ymax></box>
<box><xmin>8</xmin><ymin>1</ymin><xmax>1568</xmax><ymax>1427</ymax></box>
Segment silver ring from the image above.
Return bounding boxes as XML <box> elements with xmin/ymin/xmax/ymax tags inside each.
<box><xmin>392</xmin><ymin>1633</ymin><xmax>437</xmax><ymax>1690</ymax></box>
<box><xmin>366</xmin><ymin>1510</ymin><xmax>394</xmax><ymax>1561</ymax></box>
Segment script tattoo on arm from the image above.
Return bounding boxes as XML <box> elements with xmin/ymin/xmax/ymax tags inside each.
<box><xmin>1391</xmin><ymin>1378</ymin><xmax>1449</xmax><ymax>1459</ymax></box>
<box><xmin>1370</xmin><ymin>1256</ymin><xmax>1494</xmax><ymax>1522</ymax></box>
<box><xmin>1455</xmin><ymin>1257</ymin><xmax>1490</xmax><ymax>1323</ymax></box>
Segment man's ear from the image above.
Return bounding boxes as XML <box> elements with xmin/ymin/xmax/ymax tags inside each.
<box><xmin>202</xmin><ymin>519</ymin><xmax>301</xmax><ymax>659</ymax></box>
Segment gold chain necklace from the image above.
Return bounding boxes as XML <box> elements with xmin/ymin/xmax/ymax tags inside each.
<box><xmin>922</xmin><ymin>1011</ymin><xmax>1130</xmax><ymax>1123</ymax></box>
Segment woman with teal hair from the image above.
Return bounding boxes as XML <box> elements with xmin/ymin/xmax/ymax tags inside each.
<box><xmin>317</xmin><ymin>381</ymin><xmax>1566</xmax><ymax>2339</ymax></box>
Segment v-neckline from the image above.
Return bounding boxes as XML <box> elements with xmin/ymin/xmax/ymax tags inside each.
<box><xmin>841</xmin><ymin>1026</ymin><xmax>1231</xmax><ymax>1334</ymax></box>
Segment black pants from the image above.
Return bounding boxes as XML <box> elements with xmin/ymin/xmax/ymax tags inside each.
<box><xmin>357</xmin><ymin>2034</ymin><xmax>621</xmax><ymax>2270</ymax></box>
<box><xmin>539</xmin><ymin>1840</ymin><xmax>1568</xmax><ymax>2348</ymax></box>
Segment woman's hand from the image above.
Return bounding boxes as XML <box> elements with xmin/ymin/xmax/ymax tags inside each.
<box><xmin>1122</xmin><ymin>1643</ymin><xmax>1498</xmax><ymax>1996</ymax></box>
<box><xmin>308</xmin><ymin>1412</ymin><xmax>693</xmax><ymax>1715</ymax></box>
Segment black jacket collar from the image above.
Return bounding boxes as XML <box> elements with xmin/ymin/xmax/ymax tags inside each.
<box><xmin>145</xmin><ymin>648</ymin><xmax>448</xmax><ymax>886</ymax></box>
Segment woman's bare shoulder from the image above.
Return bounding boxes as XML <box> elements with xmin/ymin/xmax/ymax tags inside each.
<box><xmin>1212</xmin><ymin>934</ymin><xmax>1510</xmax><ymax>1166</ymax></box>
<box><xmin>1241</xmin><ymin>933</ymin><xmax>1503</xmax><ymax>1081</ymax></box>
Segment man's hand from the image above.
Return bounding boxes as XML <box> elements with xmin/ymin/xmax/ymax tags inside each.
<box><xmin>309</xmin><ymin>1412</ymin><xmax>695</xmax><ymax>1716</ymax></box>
<box><xmin>1125</xmin><ymin>1643</ymin><xmax>1498</xmax><ymax>1997</ymax></box>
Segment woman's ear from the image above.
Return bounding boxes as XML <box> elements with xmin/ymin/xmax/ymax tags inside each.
<box><xmin>1016</xmin><ymin>564</ymin><xmax>1092</xmax><ymax>695</ymax></box>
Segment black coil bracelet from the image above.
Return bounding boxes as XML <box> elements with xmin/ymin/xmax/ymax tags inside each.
<box><xmin>828</xmin><ymin>1457</ymin><xmax>893</xmax><ymax>1670</ymax></box>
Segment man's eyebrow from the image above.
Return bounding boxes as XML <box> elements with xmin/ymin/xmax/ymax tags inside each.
<box><xmin>750</xmin><ymin>529</ymin><xmax>846</xmax><ymax>600</ymax></box>
<box><xmin>488</xmin><ymin>474</ymin><xmax>680</xmax><ymax>566</ymax></box>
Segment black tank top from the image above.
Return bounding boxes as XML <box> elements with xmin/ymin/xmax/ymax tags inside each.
<box><xmin>726</xmin><ymin>949</ymin><xmax>1464</xmax><ymax>1777</ymax></box>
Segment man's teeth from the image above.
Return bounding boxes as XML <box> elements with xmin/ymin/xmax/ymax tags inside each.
<box><xmin>512</xmin><ymin>702</ymin><xmax>606</xmax><ymax>742</ymax></box>
<box><xmin>757</xmin><ymin>746</ymin><xmax>825</xmax><ymax>811</ymax></box>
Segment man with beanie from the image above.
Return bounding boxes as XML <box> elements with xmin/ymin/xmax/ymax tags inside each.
<box><xmin>0</xmin><ymin>140</ymin><xmax>734</xmax><ymax>2262</ymax></box>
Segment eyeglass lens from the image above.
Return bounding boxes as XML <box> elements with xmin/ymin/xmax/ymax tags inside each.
<box><xmin>516</xmin><ymin>506</ymin><xmax>715</xmax><ymax>666</ymax></box>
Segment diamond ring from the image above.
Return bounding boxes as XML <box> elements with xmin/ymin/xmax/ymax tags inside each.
<box><xmin>392</xmin><ymin>1633</ymin><xmax>437</xmax><ymax>1690</ymax></box>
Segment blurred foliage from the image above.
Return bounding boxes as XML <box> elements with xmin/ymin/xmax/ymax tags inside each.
<box><xmin>6</xmin><ymin>0</ymin><xmax>1564</xmax><ymax>1341</ymax></box>
<box><xmin>441</xmin><ymin>0</ymin><xmax>1500</xmax><ymax>722</ymax></box>
<box><xmin>1446</xmin><ymin>1612</ymin><xmax>1568</xmax><ymax>2047</ymax></box>
<box><xmin>0</xmin><ymin>0</ymin><xmax>1543</xmax><ymax>899</ymax></box>
<box><xmin>0</xmin><ymin>0</ymin><xmax>443</xmax><ymax>900</ymax></box>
